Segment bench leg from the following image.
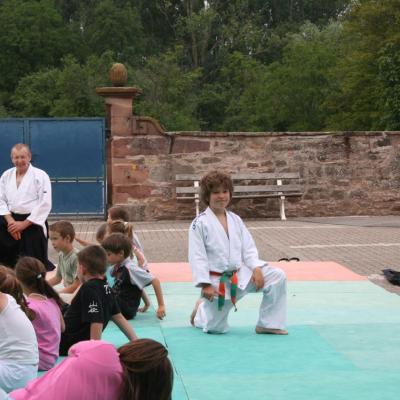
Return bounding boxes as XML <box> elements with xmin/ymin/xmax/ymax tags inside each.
<box><xmin>194</xmin><ymin>181</ymin><xmax>200</xmax><ymax>217</ymax></box>
<box><xmin>279</xmin><ymin>195</ymin><xmax>287</xmax><ymax>221</ymax></box>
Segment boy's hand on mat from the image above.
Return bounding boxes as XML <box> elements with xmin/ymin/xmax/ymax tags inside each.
<box><xmin>201</xmin><ymin>285</ymin><xmax>216</xmax><ymax>301</ymax></box>
<box><xmin>156</xmin><ymin>305</ymin><xmax>166</xmax><ymax>319</ymax></box>
<box><xmin>138</xmin><ymin>304</ymin><xmax>150</xmax><ymax>313</ymax></box>
<box><xmin>251</xmin><ymin>268</ymin><xmax>264</xmax><ymax>291</ymax></box>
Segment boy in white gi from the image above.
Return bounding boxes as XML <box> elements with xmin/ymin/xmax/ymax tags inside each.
<box><xmin>189</xmin><ymin>170</ymin><xmax>288</xmax><ymax>335</ymax></box>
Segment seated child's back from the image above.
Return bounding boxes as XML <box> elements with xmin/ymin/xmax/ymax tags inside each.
<box><xmin>15</xmin><ymin>257</ymin><xmax>65</xmax><ymax>371</ymax></box>
<box><xmin>0</xmin><ymin>266</ymin><xmax>38</xmax><ymax>392</ymax></box>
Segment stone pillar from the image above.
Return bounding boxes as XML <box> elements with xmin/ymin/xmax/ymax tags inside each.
<box><xmin>96</xmin><ymin>63</ymin><xmax>142</xmax><ymax>209</ymax></box>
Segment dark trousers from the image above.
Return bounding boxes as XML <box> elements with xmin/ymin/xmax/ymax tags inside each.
<box><xmin>0</xmin><ymin>213</ymin><xmax>55</xmax><ymax>270</ymax></box>
<box><xmin>116</xmin><ymin>284</ymin><xmax>143</xmax><ymax>320</ymax></box>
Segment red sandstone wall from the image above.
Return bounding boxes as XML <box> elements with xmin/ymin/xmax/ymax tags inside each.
<box><xmin>108</xmin><ymin>123</ymin><xmax>400</xmax><ymax>221</ymax></box>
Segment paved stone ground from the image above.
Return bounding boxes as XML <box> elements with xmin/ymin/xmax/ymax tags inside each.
<box><xmin>49</xmin><ymin>215</ymin><xmax>400</xmax><ymax>295</ymax></box>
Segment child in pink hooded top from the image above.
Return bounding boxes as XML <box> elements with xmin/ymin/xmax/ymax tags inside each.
<box><xmin>8</xmin><ymin>338</ymin><xmax>173</xmax><ymax>400</ymax></box>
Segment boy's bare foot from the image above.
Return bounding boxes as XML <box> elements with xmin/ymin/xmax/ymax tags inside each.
<box><xmin>255</xmin><ymin>326</ymin><xmax>288</xmax><ymax>335</ymax></box>
<box><xmin>190</xmin><ymin>298</ymin><xmax>203</xmax><ymax>326</ymax></box>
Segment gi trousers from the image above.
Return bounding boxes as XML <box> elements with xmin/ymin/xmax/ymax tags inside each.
<box><xmin>194</xmin><ymin>265</ymin><xmax>287</xmax><ymax>333</ymax></box>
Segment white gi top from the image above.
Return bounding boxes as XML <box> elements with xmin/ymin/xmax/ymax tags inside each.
<box><xmin>0</xmin><ymin>294</ymin><xmax>39</xmax><ymax>365</ymax></box>
<box><xmin>188</xmin><ymin>207</ymin><xmax>267</xmax><ymax>290</ymax></box>
<box><xmin>0</xmin><ymin>164</ymin><xmax>52</xmax><ymax>235</ymax></box>
<box><xmin>121</xmin><ymin>256</ymin><xmax>154</xmax><ymax>290</ymax></box>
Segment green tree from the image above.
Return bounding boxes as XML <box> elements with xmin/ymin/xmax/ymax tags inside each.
<box><xmin>83</xmin><ymin>0</ymin><xmax>145</xmax><ymax>64</ymax></box>
<box><xmin>12</xmin><ymin>52</ymin><xmax>114</xmax><ymax>117</ymax></box>
<box><xmin>0</xmin><ymin>0</ymin><xmax>79</xmax><ymax>95</ymax></box>
<box><xmin>378</xmin><ymin>39</ymin><xmax>400</xmax><ymax>129</ymax></box>
<box><xmin>325</xmin><ymin>0</ymin><xmax>400</xmax><ymax>130</ymax></box>
<box><xmin>197</xmin><ymin>52</ymin><xmax>270</xmax><ymax>131</ymax></box>
<box><xmin>132</xmin><ymin>47</ymin><xmax>201</xmax><ymax>130</ymax></box>
<box><xmin>264</xmin><ymin>22</ymin><xmax>341</xmax><ymax>131</ymax></box>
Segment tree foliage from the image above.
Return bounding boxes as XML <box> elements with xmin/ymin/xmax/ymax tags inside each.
<box><xmin>1</xmin><ymin>0</ymin><xmax>399</xmax><ymax>132</ymax></box>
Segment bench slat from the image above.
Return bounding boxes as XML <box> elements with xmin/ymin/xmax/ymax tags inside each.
<box><xmin>234</xmin><ymin>193</ymin><xmax>302</xmax><ymax>199</ymax></box>
<box><xmin>177</xmin><ymin>185</ymin><xmax>303</xmax><ymax>194</ymax></box>
<box><xmin>234</xmin><ymin>184</ymin><xmax>302</xmax><ymax>193</ymax></box>
<box><xmin>233</xmin><ymin>173</ymin><xmax>300</xmax><ymax>180</ymax></box>
<box><xmin>176</xmin><ymin>187</ymin><xmax>199</xmax><ymax>194</ymax></box>
<box><xmin>175</xmin><ymin>174</ymin><xmax>201</xmax><ymax>181</ymax></box>
<box><xmin>176</xmin><ymin>173</ymin><xmax>301</xmax><ymax>181</ymax></box>
<box><xmin>177</xmin><ymin>193</ymin><xmax>302</xmax><ymax>200</ymax></box>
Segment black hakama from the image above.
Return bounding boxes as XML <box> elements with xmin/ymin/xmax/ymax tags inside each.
<box><xmin>0</xmin><ymin>213</ymin><xmax>55</xmax><ymax>270</ymax></box>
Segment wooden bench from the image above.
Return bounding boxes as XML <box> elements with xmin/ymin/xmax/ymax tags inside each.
<box><xmin>176</xmin><ymin>173</ymin><xmax>303</xmax><ymax>220</ymax></box>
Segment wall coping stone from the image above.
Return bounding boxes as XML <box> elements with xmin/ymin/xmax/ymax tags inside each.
<box><xmin>165</xmin><ymin>131</ymin><xmax>400</xmax><ymax>137</ymax></box>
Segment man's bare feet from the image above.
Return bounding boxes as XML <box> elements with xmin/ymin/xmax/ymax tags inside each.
<box><xmin>255</xmin><ymin>326</ymin><xmax>288</xmax><ymax>335</ymax></box>
<box><xmin>190</xmin><ymin>298</ymin><xmax>204</xmax><ymax>326</ymax></box>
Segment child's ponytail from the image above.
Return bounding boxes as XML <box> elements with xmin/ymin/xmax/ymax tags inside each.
<box><xmin>15</xmin><ymin>257</ymin><xmax>65</xmax><ymax>309</ymax></box>
<box><xmin>108</xmin><ymin>220</ymin><xmax>134</xmax><ymax>241</ymax></box>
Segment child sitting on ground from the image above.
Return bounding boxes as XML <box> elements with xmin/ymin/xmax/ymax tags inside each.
<box><xmin>47</xmin><ymin>221</ymin><xmax>80</xmax><ymax>302</ymax></box>
<box><xmin>5</xmin><ymin>338</ymin><xmax>173</xmax><ymax>400</ymax></box>
<box><xmin>15</xmin><ymin>257</ymin><xmax>65</xmax><ymax>371</ymax></box>
<box><xmin>59</xmin><ymin>245</ymin><xmax>137</xmax><ymax>356</ymax></box>
<box><xmin>102</xmin><ymin>233</ymin><xmax>166</xmax><ymax>320</ymax></box>
<box><xmin>0</xmin><ymin>266</ymin><xmax>38</xmax><ymax>393</ymax></box>
<box><xmin>106</xmin><ymin>220</ymin><xmax>151</xmax><ymax>312</ymax></box>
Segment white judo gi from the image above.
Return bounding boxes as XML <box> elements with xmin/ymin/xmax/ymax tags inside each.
<box><xmin>188</xmin><ymin>207</ymin><xmax>287</xmax><ymax>333</ymax></box>
<box><xmin>0</xmin><ymin>163</ymin><xmax>53</xmax><ymax>268</ymax></box>
<box><xmin>0</xmin><ymin>164</ymin><xmax>52</xmax><ymax>236</ymax></box>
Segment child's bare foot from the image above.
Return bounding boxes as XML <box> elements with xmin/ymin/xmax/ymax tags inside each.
<box><xmin>255</xmin><ymin>326</ymin><xmax>288</xmax><ymax>335</ymax></box>
<box><xmin>190</xmin><ymin>298</ymin><xmax>203</xmax><ymax>326</ymax></box>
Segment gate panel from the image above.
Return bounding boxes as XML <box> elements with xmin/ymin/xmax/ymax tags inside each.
<box><xmin>0</xmin><ymin>120</ymin><xmax>25</xmax><ymax>173</ymax></box>
<box><xmin>29</xmin><ymin>119</ymin><xmax>104</xmax><ymax>177</ymax></box>
<box><xmin>0</xmin><ymin>118</ymin><xmax>105</xmax><ymax>216</ymax></box>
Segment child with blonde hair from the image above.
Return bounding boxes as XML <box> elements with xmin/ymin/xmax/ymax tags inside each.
<box><xmin>15</xmin><ymin>257</ymin><xmax>65</xmax><ymax>371</ymax></box>
<box><xmin>107</xmin><ymin>206</ymin><xmax>144</xmax><ymax>254</ymax></box>
<box><xmin>0</xmin><ymin>266</ymin><xmax>38</xmax><ymax>393</ymax></box>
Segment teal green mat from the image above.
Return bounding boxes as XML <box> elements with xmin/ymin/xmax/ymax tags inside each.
<box><xmin>137</xmin><ymin>281</ymin><xmax>400</xmax><ymax>400</ymax></box>
<box><xmin>42</xmin><ymin>282</ymin><xmax>398</xmax><ymax>398</ymax></box>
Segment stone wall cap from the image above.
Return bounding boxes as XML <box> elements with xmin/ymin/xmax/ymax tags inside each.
<box><xmin>96</xmin><ymin>87</ymin><xmax>142</xmax><ymax>98</ymax></box>
<box><xmin>166</xmin><ymin>130</ymin><xmax>400</xmax><ymax>137</ymax></box>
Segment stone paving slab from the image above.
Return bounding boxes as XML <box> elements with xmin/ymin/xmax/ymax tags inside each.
<box><xmin>48</xmin><ymin>216</ymin><xmax>400</xmax><ymax>295</ymax></box>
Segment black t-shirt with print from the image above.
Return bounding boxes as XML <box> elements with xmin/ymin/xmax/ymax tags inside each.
<box><xmin>60</xmin><ymin>278</ymin><xmax>120</xmax><ymax>355</ymax></box>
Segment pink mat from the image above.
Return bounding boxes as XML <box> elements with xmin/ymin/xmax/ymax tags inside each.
<box><xmin>148</xmin><ymin>261</ymin><xmax>367</xmax><ymax>282</ymax></box>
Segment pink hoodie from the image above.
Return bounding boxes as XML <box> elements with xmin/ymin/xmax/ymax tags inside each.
<box><xmin>10</xmin><ymin>340</ymin><xmax>123</xmax><ymax>400</ymax></box>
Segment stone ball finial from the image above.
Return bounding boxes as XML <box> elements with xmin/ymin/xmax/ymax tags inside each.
<box><xmin>109</xmin><ymin>63</ymin><xmax>128</xmax><ymax>87</ymax></box>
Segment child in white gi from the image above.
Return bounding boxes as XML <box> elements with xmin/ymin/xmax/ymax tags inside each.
<box><xmin>189</xmin><ymin>170</ymin><xmax>288</xmax><ymax>335</ymax></box>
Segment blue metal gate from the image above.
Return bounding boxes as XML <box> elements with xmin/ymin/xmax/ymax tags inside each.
<box><xmin>0</xmin><ymin>118</ymin><xmax>106</xmax><ymax>216</ymax></box>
